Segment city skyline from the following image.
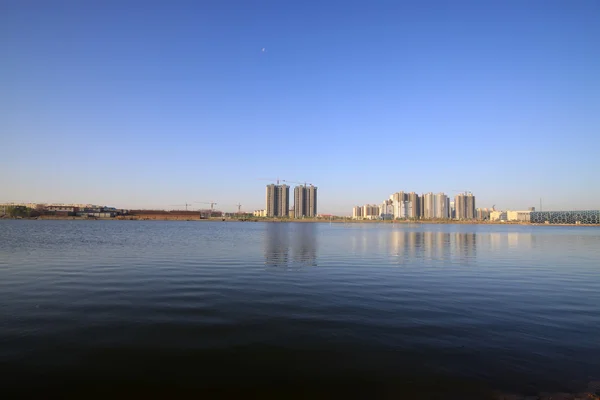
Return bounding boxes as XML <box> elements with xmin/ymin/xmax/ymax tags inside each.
<box><xmin>353</xmin><ymin>190</ymin><xmax>480</xmax><ymax>220</ymax></box>
<box><xmin>2</xmin><ymin>1</ymin><xmax>599</xmax><ymax>214</ymax></box>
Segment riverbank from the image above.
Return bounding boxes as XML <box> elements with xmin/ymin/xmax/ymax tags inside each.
<box><xmin>1</xmin><ymin>216</ymin><xmax>597</xmax><ymax>227</ymax></box>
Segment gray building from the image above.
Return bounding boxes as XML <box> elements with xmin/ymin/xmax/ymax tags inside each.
<box><xmin>266</xmin><ymin>184</ymin><xmax>290</xmax><ymax>217</ymax></box>
<box><xmin>294</xmin><ymin>185</ymin><xmax>318</xmax><ymax>218</ymax></box>
<box><xmin>455</xmin><ymin>193</ymin><xmax>476</xmax><ymax>220</ymax></box>
<box><xmin>408</xmin><ymin>192</ymin><xmax>420</xmax><ymax>219</ymax></box>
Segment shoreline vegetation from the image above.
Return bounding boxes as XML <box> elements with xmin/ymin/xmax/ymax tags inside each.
<box><xmin>1</xmin><ymin>215</ymin><xmax>598</xmax><ymax>227</ymax></box>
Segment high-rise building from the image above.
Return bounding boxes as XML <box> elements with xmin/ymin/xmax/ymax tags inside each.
<box><xmin>391</xmin><ymin>192</ymin><xmax>406</xmax><ymax>219</ymax></box>
<box><xmin>294</xmin><ymin>186</ymin><xmax>306</xmax><ymax>218</ymax></box>
<box><xmin>307</xmin><ymin>185</ymin><xmax>317</xmax><ymax>217</ymax></box>
<box><xmin>277</xmin><ymin>185</ymin><xmax>290</xmax><ymax>217</ymax></box>
<box><xmin>381</xmin><ymin>199</ymin><xmax>393</xmax><ymax>219</ymax></box>
<box><xmin>352</xmin><ymin>206</ymin><xmax>363</xmax><ymax>219</ymax></box>
<box><xmin>434</xmin><ymin>193</ymin><xmax>449</xmax><ymax>219</ymax></box>
<box><xmin>390</xmin><ymin>191</ymin><xmax>420</xmax><ymax>219</ymax></box>
<box><xmin>294</xmin><ymin>185</ymin><xmax>317</xmax><ymax>218</ymax></box>
<box><xmin>362</xmin><ymin>204</ymin><xmax>380</xmax><ymax>220</ymax></box>
<box><xmin>408</xmin><ymin>192</ymin><xmax>420</xmax><ymax>219</ymax></box>
<box><xmin>423</xmin><ymin>192</ymin><xmax>434</xmax><ymax>219</ymax></box>
<box><xmin>455</xmin><ymin>193</ymin><xmax>476</xmax><ymax>220</ymax></box>
<box><xmin>266</xmin><ymin>184</ymin><xmax>276</xmax><ymax>217</ymax></box>
<box><xmin>266</xmin><ymin>184</ymin><xmax>290</xmax><ymax>217</ymax></box>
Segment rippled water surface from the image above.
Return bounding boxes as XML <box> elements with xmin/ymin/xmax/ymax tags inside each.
<box><xmin>1</xmin><ymin>221</ymin><xmax>599</xmax><ymax>396</ymax></box>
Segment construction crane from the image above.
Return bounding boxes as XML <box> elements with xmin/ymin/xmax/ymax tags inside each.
<box><xmin>283</xmin><ymin>180</ymin><xmax>314</xmax><ymax>187</ymax></box>
<box><xmin>195</xmin><ymin>201</ymin><xmax>218</xmax><ymax>218</ymax></box>
<box><xmin>258</xmin><ymin>178</ymin><xmax>281</xmax><ymax>185</ymax></box>
<box><xmin>169</xmin><ymin>203</ymin><xmax>193</xmax><ymax>211</ymax></box>
<box><xmin>236</xmin><ymin>203</ymin><xmax>242</xmax><ymax>214</ymax></box>
<box><xmin>196</xmin><ymin>201</ymin><xmax>217</xmax><ymax>210</ymax></box>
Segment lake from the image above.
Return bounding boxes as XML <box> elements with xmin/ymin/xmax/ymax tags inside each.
<box><xmin>1</xmin><ymin>221</ymin><xmax>599</xmax><ymax>398</ymax></box>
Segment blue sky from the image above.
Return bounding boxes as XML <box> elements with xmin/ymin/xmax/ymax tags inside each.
<box><xmin>1</xmin><ymin>0</ymin><xmax>599</xmax><ymax>214</ymax></box>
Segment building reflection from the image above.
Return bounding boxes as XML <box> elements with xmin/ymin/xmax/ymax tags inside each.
<box><xmin>264</xmin><ymin>223</ymin><xmax>317</xmax><ymax>268</ymax></box>
<box><xmin>388</xmin><ymin>230</ymin><xmax>477</xmax><ymax>265</ymax></box>
<box><xmin>264</xmin><ymin>223</ymin><xmax>289</xmax><ymax>267</ymax></box>
<box><xmin>291</xmin><ymin>223</ymin><xmax>318</xmax><ymax>267</ymax></box>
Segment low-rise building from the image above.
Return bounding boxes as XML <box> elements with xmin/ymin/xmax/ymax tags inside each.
<box><xmin>47</xmin><ymin>205</ymin><xmax>80</xmax><ymax>213</ymax></box>
<box><xmin>530</xmin><ymin>210</ymin><xmax>600</xmax><ymax>224</ymax></box>
<box><xmin>506</xmin><ymin>210</ymin><xmax>531</xmax><ymax>222</ymax></box>
<box><xmin>489</xmin><ymin>211</ymin><xmax>507</xmax><ymax>222</ymax></box>
<box><xmin>253</xmin><ymin>209</ymin><xmax>267</xmax><ymax>217</ymax></box>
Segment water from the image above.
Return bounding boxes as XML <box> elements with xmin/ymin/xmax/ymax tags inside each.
<box><xmin>1</xmin><ymin>220</ymin><xmax>599</xmax><ymax>397</ymax></box>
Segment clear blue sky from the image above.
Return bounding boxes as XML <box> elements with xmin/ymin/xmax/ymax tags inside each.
<box><xmin>1</xmin><ymin>0</ymin><xmax>599</xmax><ymax>214</ymax></box>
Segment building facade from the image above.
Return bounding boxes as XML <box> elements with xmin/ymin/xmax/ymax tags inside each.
<box><xmin>530</xmin><ymin>210</ymin><xmax>600</xmax><ymax>224</ymax></box>
<box><xmin>265</xmin><ymin>184</ymin><xmax>290</xmax><ymax>217</ymax></box>
<box><xmin>506</xmin><ymin>210</ymin><xmax>532</xmax><ymax>222</ymax></box>
<box><xmin>408</xmin><ymin>192</ymin><xmax>420</xmax><ymax>219</ymax></box>
<box><xmin>253</xmin><ymin>209</ymin><xmax>267</xmax><ymax>217</ymax></box>
<box><xmin>476</xmin><ymin>208</ymin><xmax>491</xmax><ymax>220</ymax></box>
<box><xmin>293</xmin><ymin>185</ymin><xmax>317</xmax><ymax>218</ymax></box>
<box><xmin>380</xmin><ymin>199</ymin><xmax>394</xmax><ymax>219</ymax></box>
<box><xmin>361</xmin><ymin>204</ymin><xmax>380</xmax><ymax>220</ymax></box>
<box><xmin>490</xmin><ymin>211</ymin><xmax>507</xmax><ymax>221</ymax></box>
<box><xmin>455</xmin><ymin>193</ymin><xmax>476</xmax><ymax>220</ymax></box>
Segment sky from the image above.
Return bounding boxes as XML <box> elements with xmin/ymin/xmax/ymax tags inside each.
<box><xmin>1</xmin><ymin>0</ymin><xmax>599</xmax><ymax>214</ymax></box>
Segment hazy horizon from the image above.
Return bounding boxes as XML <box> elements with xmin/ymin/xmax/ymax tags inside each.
<box><xmin>2</xmin><ymin>0</ymin><xmax>599</xmax><ymax>214</ymax></box>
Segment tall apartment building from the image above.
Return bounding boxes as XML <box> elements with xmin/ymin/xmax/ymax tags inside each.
<box><xmin>423</xmin><ymin>192</ymin><xmax>434</xmax><ymax>219</ymax></box>
<box><xmin>422</xmin><ymin>192</ymin><xmax>450</xmax><ymax>219</ymax></box>
<box><xmin>381</xmin><ymin>199</ymin><xmax>394</xmax><ymax>219</ymax></box>
<box><xmin>362</xmin><ymin>204</ymin><xmax>380</xmax><ymax>220</ymax></box>
<box><xmin>294</xmin><ymin>185</ymin><xmax>318</xmax><ymax>218</ymax></box>
<box><xmin>390</xmin><ymin>191</ymin><xmax>420</xmax><ymax>219</ymax></box>
<box><xmin>435</xmin><ymin>193</ymin><xmax>450</xmax><ymax>219</ymax></box>
<box><xmin>352</xmin><ymin>206</ymin><xmax>363</xmax><ymax>219</ymax></box>
<box><xmin>307</xmin><ymin>185</ymin><xmax>317</xmax><ymax>217</ymax></box>
<box><xmin>455</xmin><ymin>193</ymin><xmax>476</xmax><ymax>220</ymax></box>
<box><xmin>391</xmin><ymin>192</ymin><xmax>406</xmax><ymax>219</ymax></box>
<box><xmin>266</xmin><ymin>184</ymin><xmax>290</xmax><ymax>217</ymax></box>
<box><xmin>408</xmin><ymin>192</ymin><xmax>420</xmax><ymax>219</ymax></box>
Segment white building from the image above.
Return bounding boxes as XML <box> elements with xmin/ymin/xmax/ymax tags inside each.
<box><xmin>490</xmin><ymin>211</ymin><xmax>507</xmax><ymax>221</ymax></box>
<box><xmin>380</xmin><ymin>199</ymin><xmax>394</xmax><ymax>220</ymax></box>
<box><xmin>506</xmin><ymin>210</ymin><xmax>531</xmax><ymax>222</ymax></box>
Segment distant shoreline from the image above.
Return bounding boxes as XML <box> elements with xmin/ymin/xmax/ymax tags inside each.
<box><xmin>1</xmin><ymin>216</ymin><xmax>598</xmax><ymax>227</ymax></box>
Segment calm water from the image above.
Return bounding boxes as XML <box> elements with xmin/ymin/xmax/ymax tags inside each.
<box><xmin>1</xmin><ymin>221</ymin><xmax>599</xmax><ymax>397</ymax></box>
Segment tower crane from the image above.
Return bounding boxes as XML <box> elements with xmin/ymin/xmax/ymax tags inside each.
<box><xmin>283</xmin><ymin>180</ymin><xmax>314</xmax><ymax>187</ymax></box>
<box><xmin>258</xmin><ymin>178</ymin><xmax>281</xmax><ymax>185</ymax></box>
<box><xmin>257</xmin><ymin>178</ymin><xmax>315</xmax><ymax>187</ymax></box>
<box><xmin>195</xmin><ymin>201</ymin><xmax>218</xmax><ymax>218</ymax></box>
<box><xmin>169</xmin><ymin>203</ymin><xmax>193</xmax><ymax>211</ymax></box>
<box><xmin>236</xmin><ymin>203</ymin><xmax>242</xmax><ymax>214</ymax></box>
<box><xmin>196</xmin><ymin>201</ymin><xmax>217</xmax><ymax>211</ymax></box>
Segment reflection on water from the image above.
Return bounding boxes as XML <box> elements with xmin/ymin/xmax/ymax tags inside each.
<box><xmin>264</xmin><ymin>223</ymin><xmax>317</xmax><ymax>268</ymax></box>
<box><xmin>2</xmin><ymin>221</ymin><xmax>600</xmax><ymax>397</ymax></box>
